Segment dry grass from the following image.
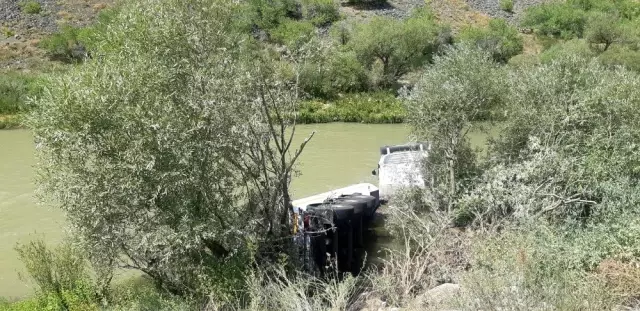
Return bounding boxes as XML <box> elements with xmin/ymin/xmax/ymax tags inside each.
<box><xmin>597</xmin><ymin>259</ymin><xmax>640</xmax><ymax>302</ymax></box>
<box><xmin>367</xmin><ymin>207</ymin><xmax>471</xmax><ymax>308</ymax></box>
<box><xmin>428</xmin><ymin>0</ymin><xmax>491</xmax><ymax>33</ymax></box>
<box><xmin>521</xmin><ymin>33</ymin><xmax>544</xmax><ymax>55</ymax></box>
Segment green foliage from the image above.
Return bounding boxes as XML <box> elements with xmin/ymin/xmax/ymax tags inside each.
<box><xmin>457</xmin><ymin>57</ymin><xmax>640</xmax><ymax>228</ymax></box>
<box><xmin>522</xmin><ymin>0</ymin><xmax>640</xmax><ymax>41</ymax></box>
<box><xmin>499</xmin><ymin>0</ymin><xmax>514</xmax><ymax>12</ymax></box>
<box><xmin>349</xmin><ymin>8</ymin><xmax>448</xmax><ymax>88</ymax></box>
<box><xmin>2</xmin><ymin>27</ymin><xmax>15</xmax><ymax>38</ymax></box>
<box><xmin>329</xmin><ymin>21</ymin><xmax>352</xmax><ymax>45</ymax></box>
<box><xmin>295</xmin><ymin>92</ymin><xmax>404</xmax><ymax>123</ymax></box>
<box><xmin>299</xmin><ymin>50</ymin><xmax>369</xmax><ymax>99</ymax></box>
<box><xmin>585</xmin><ymin>12</ymin><xmax>624</xmax><ymax>51</ymax></box>
<box><xmin>0</xmin><ymin>115</ymin><xmax>21</xmax><ymax>129</ymax></box>
<box><xmin>270</xmin><ymin>19</ymin><xmax>315</xmax><ymax>49</ymax></box>
<box><xmin>14</xmin><ymin>239</ymin><xmax>98</xmax><ymax>311</ymax></box>
<box><xmin>458</xmin><ymin>18</ymin><xmax>523</xmax><ymax>63</ymax></box>
<box><xmin>404</xmin><ymin>45</ymin><xmax>504</xmax><ymax>208</ymax></box>
<box><xmin>300</xmin><ymin>0</ymin><xmax>340</xmax><ymax>26</ymax></box>
<box><xmin>247</xmin><ymin>0</ymin><xmax>299</xmax><ymax>30</ymax></box>
<box><xmin>459</xmin><ymin>225</ymin><xmax>618</xmax><ymax>310</ymax></box>
<box><xmin>19</xmin><ymin>1</ymin><xmax>42</xmax><ymax>14</ymax></box>
<box><xmin>538</xmin><ymin>39</ymin><xmax>595</xmax><ymax>63</ymax></box>
<box><xmin>0</xmin><ymin>72</ymin><xmax>43</xmax><ymax>115</ymax></box>
<box><xmin>521</xmin><ymin>2</ymin><xmax>588</xmax><ymax>39</ymax></box>
<box><xmin>39</xmin><ymin>24</ymin><xmax>100</xmax><ymax>63</ymax></box>
<box><xmin>599</xmin><ymin>46</ymin><xmax>640</xmax><ymax>72</ymax></box>
<box><xmin>27</xmin><ymin>0</ymin><xmax>306</xmax><ymax>300</ymax></box>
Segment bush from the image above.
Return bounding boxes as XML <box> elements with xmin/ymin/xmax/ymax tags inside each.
<box><xmin>458</xmin><ymin>18</ymin><xmax>523</xmax><ymax>63</ymax></box>
<box><xmin>299</xmin><ymin>50</ymin><xmax>369</xmax><ymax>99</ymax></box>
<box><xmin>270</xmin><ymin>19</ymin><xmax>315</xmax><ymax>49</ymax></box>
<box><xmin>14</xmin><ymin>239</ymin><xmax>99</xmax><ymax>311</ymax></box>
<box><xmin>499</xmin><ymin>0</ymin><xmax>514</xmax><ymax>12</ymax></box>
<box><xmin>28</xmin><ymin>0</ymin><xmax>306</xmax><ymax>300</ymax></box>
<box><xmin>585</xmin><ymin>12</ymin><xmax>624</xmax><ymax>51</ymax></box>
<box><xmin>0</xmin><ymin>115</ymin><xmax>21</xmax><ymax>129</ymax></box>
<box><xmin>295</xmin><ymin>92</ymin><xmax>404</xmax><ymax>123</ymax></box>
<box><xmin>0</xmin><ymin>73</ymin><xmax>43</xmax><ymax>115</ymax></box>
<box><xmin>349</xmin><ymin>8</ymin><xmax>448</xmax><ymax>89</ymax></box>
<box><xmin>538</xmin><ymin>38</ymin><xmax>595</xmax><ymax>63</ymax></box>
<box><xmin>521</xmin><ymin>2</ymin><xmax>588</xmax><ymax>39</ymax></box>
<box><xmin>458</xmin><ymin>225</ymin><xmax>619</xmax><ymax>310</ymax></box>
<box><xmin>39</xmin><ymin>25</ymin><xmax>95</xmax><ymax>63</ymax></box>
<box><xmin>20</xmin><ymin>1</ymin><xmax>42</xmax><ymax>14</ymax></box>
<box><xmin>599</xmin><ymin>46</ymin><xmax>640</xmax><ymax>71</ymax></box>
<box><xmin>301</xmin><ymin>0</ymin><xmax>340</xmax><ymax>26</ymax></box>
<box><xmin>405</xmin><ymin>45</ymin><xmax>504</xmax><ymax>209</ymax></box>
<box><xmin>247</xmin><ymin>0</ymin><xmax>299</xmax><ymax>30</ymax></box>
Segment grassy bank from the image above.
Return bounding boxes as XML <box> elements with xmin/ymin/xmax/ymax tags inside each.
<box><xmin>296</xmin><ymin>92</ymin><xmax>406</xmax><ymax>124</ymax></box>
<box><xmin>0</xmin><ymin>115</ymin><xmax>22</xmax><ymax>129</ymax></box>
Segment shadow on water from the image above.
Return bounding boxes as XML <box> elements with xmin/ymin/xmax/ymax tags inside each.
<box><xmin>353</xmin><ymin>208</ymin><xmax>397</xmax><ymax>275</ymax></box>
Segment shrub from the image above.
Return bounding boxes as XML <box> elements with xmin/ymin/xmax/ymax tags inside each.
<box><xmin>299</xmin><ymin>50</ymin><xmax>369</xmax><ymax>99</ymax></box>
<box><xmin>507</xmin><ymin>54</ymin><xmax>539</xmax><ymax>68</ymax></box>
<box><xmin>0</xmin><ymin>72</ymin><xmax>43</xmax><ymax>115</ymax></box>
<box><xmin>301</xmin><ymin>0</ymin><xmax>340</xmax><ymax>26</ymax></box>
<box><xmin>499</xmin><ymin>0</ymin><xmax>514</xmax><ymax>12</ymax></box>
<box><xmin>599</xmin><ymin>46</ymin><xmax>640</xmax><ymax>71</ymax></box>
<box><xmin>27</xmin><ymin>0</ymin><xmax>308</xmax><ymax>300</ymax></box>
<box><xmin>0</xmin><ymin>115</ymin><xmax>21</xmax><ymax>129</ymax></box>
<box><xmin>247</xmin><ymin>0</ymin><xmax>300</xmax><ymax>30</ymax></box>
<box><xmin>458</xmin><ymin>225</ymin><xmax>619</xmax><ymax>310</ymax></box>
<box><xmin>349</xmin><ymin>8</ymin><xmax>448</xmax><ymax>89</ymax></box>
<box><xmin>14</xmin><ymin>239</ymin><xmax>99</xmax><ymax>311</ymax></box>
<box><xmin>270</xmin><ymin>19</ymin><xmax>315</xmax><ymax>49</ymax></box>
<box><xmin>39</xmin><ymin>25</ymin><xmax>93</xmax><ymax>63</ymax></box>
<box><xmin>405</xmin><ymin>45</ymin><xmax>505</xmax><ymax>207</ymax></box>
<box><xmin>245</xmin><ymin>268</ymin><xmax>361</xmax><ymax>311</ymax></box>
<box><xmin>521</xmin><ymin>2</ymin><xmax>588</xmax><ymax>39</ymax></box>
<box><xmin>458</xmin><ymin>18</ymin><xmax>523</xmax><ymax>63</ymax></box>
<box><xmin>20</xmin><ymin>1</ymin><xmax>42</xmax><ymax>14</ymax></box>
<box><xmin>329</xmin><ymin>21</ymin><xmax>352</xmax><ymax>45</ymax></box>
<box><xmin>294</xmin><ymin>92</ymin><xmax>404</xmax><ymax>123</ymax></box>
<box><xmin>585</xmin><ymin>12</ymin><xmax>624</xmax><ymax>51</ymax></box>
<box><xmin>538</xmin><ymin>38</ymin><xmax>595</xmax><ymax>63</ymax></box>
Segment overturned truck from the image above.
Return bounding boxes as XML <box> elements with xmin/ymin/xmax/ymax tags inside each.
<box><xmin>291</xmin><ymin>142</ymin><xmax>428</xmax><ymax>276</ymax></box>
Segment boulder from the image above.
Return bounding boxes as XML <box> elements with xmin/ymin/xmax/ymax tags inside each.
<box><xmin>417</xmin><ymin>283</ymin><xmax>461</xmax><ymax>307</ymax></box>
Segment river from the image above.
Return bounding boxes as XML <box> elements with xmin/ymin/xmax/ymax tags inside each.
<box><xmin>0</xmin><ymin>123</ymin><xmax>492</xmax><ymax>298</ymax></box>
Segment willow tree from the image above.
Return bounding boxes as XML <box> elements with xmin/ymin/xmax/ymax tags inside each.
<box><xmin>404</xmin><ymin>45</ymin><xmax>504</xmax><ymax>212</ymax></box>
<box><xmin>27</xmin><ymin>0</ymin><xmax>312</xmax><ymax>300</ymax></box>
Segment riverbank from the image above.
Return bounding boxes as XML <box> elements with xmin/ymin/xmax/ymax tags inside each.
<box><xmin>0</xmin><ymin>115</ymin><xmax>21</xmax><ymax>129</ymax></box>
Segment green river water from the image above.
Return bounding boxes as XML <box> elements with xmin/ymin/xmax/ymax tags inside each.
<box><xmin>0</xmin><ymin>123</ymin><xmax>491</xmax><ymax>298</ymax></box>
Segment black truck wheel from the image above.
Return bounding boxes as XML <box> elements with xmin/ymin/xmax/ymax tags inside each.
<box><xmin>334</xmin><ymin>198</ymin><xmax>366</xmax><ymax>248</ymax></box>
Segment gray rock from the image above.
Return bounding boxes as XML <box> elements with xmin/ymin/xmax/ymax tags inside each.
<box><xmin>419</xmin><ymin>283</ymin><xmax>461</xmax><ymax>307</ymax></box>
<box><xmin>0</xmin><ymin>0</ymin><xmax>61</xmax><ymax>34</ymax></box>
<box><xmin>463</xmin><ymin>0</ymin><xmax>552</xmax><ymax>25</ymax></box>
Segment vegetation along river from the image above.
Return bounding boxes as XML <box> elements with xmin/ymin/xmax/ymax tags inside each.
<box><xmin>0</xmin><ymin>123</ymin><xmax>492</xmax><ymax>298</ymax></box>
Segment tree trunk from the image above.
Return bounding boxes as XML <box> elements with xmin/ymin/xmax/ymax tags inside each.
<box><xmin>448</xmin><ymin>157</ymin><xmax>455</xmax><ymax>213</ymax></box>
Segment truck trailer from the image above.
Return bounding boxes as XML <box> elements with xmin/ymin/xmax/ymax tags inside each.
<box><xmin>290</xmin><ymin>143</ymin><xmax>428</xmax><ymax>276</ymax></box>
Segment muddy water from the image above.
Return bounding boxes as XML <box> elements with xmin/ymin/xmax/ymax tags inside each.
<box><xmin>0</xmin><ymin>123</ymin><xmax>492</xmax><ymax>298</ymax></box>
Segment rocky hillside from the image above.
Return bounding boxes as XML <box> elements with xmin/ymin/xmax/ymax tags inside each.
<box><xmin>0</xmin><ymin>0</ymin><xmax>113</xmax><ymax>71</ymax></box>
<box><xmin>0</xmin><ymin>0</ymin><xmax>548</xmax><ymax>71</ymax></box>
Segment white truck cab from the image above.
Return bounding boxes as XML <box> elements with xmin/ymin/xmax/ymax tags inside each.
<box><xmin>372</xmin><ymin>143</ymin><xmax>429</xmax><ymax>202</ymax></box>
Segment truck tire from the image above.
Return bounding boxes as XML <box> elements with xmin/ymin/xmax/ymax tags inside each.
<box><xmin>334</xmin><ymin>198</ymin><xmax>367</xmax><ymax>248</ymax></box>
<box><xmin>340</xmin><ymin>195</ymin><xmax>376</xmax><ymax>217</ymax></box>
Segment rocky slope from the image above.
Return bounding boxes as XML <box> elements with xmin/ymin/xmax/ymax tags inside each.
<box><xmin>0</xmin><ymin>0</ymin><xmax>113</xmax><ymax>71</ymax></box>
